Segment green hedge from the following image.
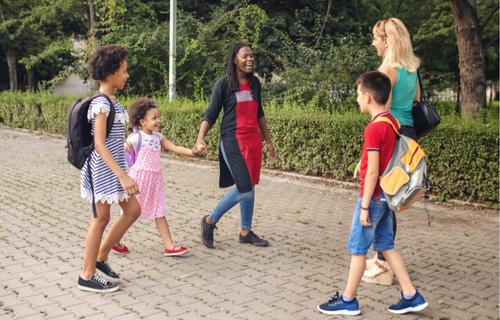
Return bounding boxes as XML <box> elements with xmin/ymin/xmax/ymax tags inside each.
<box><xmin>0</xmin><ymin>91</ymin><xmax>498</xmax><ymax>204</ymax></box>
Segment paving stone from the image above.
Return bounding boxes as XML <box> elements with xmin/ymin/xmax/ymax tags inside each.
<box><xmin>0</xmin><ymin>127</ymin><xmax>498</xmax><ymax>319</ymax></box>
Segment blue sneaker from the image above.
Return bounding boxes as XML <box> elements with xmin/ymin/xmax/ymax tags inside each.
<box><xmin>388</xmin><ymin>290</ymin><xmax>428</xmax><ymax>314</ymax></box>
<box><xmin>317</xmin><ymin>292</ymin><xmax>361</xmax><ymax>315</ymax></box>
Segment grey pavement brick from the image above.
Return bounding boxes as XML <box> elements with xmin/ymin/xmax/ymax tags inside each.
<box><xmin>0</xmin><ymin>127</ymin><xmax>498</xmax><ymax>319</ymax></box>
<box><xmin>126</xmin><ymin>302</ymin><xmax>162</xmax><ymax>318</ymax></box>
<box><xmin>65</xmin><ymin>303</ymin><xmax>101</xmax><ymax>318</ymax></box>
<box><xmin>50</xmin><ymin>293</ymin><xmax>84</xmax><ymax>308</ymax></box>
<box><xmin>111</xmin><ymin>314</ymin><xmax>144</xmax><ymax>320</ymax></box>
<box><xmin>5</xmin><ymin>302</ymin><xmax>38</xmax><ymax>318</ymax></box>
<box><xmin>156</xmin><ymin>301</ymin><xmax>189</xmax><ymax>317</ymax></box>
<box><xmin>100</xmin><ymin>303</ymin><xmax>132</xmax><ymax>318</ymax></box>
<box><xmin>22</xmin><ymin>293</ymin><xmax>53</xmax><ymax>308</ymax></box>
<box><xmin>18</xmin><ymin>314</ymin><xmax>46</xmax><ymax>320</ymax></box>
<box><xmin>0</xmin><ymin>294</ymin><xmax>25</xmax><ymax>308</ymax></box>
<box><xmin>10</xmin><ymin>285</ymin><xmax>39</xmax><ymax>299</ymax></box>
<box><xmin>142</xmin><ymin>312</ymin><xmax>170</xmax><ymax>320</ymax></box>
<box><xmin>34</xmin><ymin>303</ymin><xmax>73</xmax><ymax>319</ymax></box>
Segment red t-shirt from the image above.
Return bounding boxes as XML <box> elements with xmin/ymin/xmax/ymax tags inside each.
<box><xmin>359</xmin><ymin>112</ymin><xmax>398</xmax><ymax>197</ymax></box>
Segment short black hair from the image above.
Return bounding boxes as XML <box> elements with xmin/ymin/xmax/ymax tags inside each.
<box><xmin>356</xmin><ymin>71</ymin><xmax>391</xmax><ymax>105</ymax></box>
<box><xmin>88</xmin><ymin>44</ymin><xmax>128</xmax><ymax>80</ymax></box>
<box><xmin>128</xmin><ymin>98</ymin><xmax>158</xmax><ymax>128</ymax></box>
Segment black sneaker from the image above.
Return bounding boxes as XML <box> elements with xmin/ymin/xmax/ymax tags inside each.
<box><xmin>96</xmin><ymin>260</ymin><xmax>120</xmax><ymax>283</ymax></box>
<box><xmin>77</xmin><ymin>274</ymin><xmax>119</xmax><ymax>293</ymax></box>
<box><xmin>201</xmin><ymin>215</ymin><xmax>216</xmax><ymax>249</ymax></box>
<box><xmin>239</xmin><ymin>231</ymin><xmax>269</xmax><ymax>247</ymax></box>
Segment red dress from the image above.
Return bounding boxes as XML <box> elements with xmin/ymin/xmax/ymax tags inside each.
<box><xmin>203</xmin><ymin>75</ymin><xmax>265</xmax><ymax>193</ymax></box>
<box><xmin>234</xmin><ymin>81</ymin><xmax>262</xmax><ymax>186</ymax></box>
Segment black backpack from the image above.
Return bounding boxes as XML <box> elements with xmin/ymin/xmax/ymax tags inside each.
<box><xmin>66</xmin><ymin>93</ymin><xmax>115</xmax><ymax>169</ymax></box>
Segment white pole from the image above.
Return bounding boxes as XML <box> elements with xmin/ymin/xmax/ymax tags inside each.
<box><xmin>169</xmin><ymin>0</ymin><xmax>177</xmax><ymax>101</ymax></box>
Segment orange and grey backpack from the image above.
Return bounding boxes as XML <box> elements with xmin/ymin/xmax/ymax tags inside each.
<box><xmin>375</xmin><ymin>116</ymin><xmax>430</xmax><ymax>214</ymax></box>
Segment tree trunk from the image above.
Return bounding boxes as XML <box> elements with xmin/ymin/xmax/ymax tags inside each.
<box><xmin>87</xmin><ymin>0</ymin><xmax>96</xmax><ymax>42</ymax></box>
<box><xmin>6</xmin><ymin>50</ymin><xmax>17</xmax><ymax>91</ymax></box>
<box><xmin>27</xmin><ymin>68</ymin><xmax>34</xmax><ymax>90</ymax></box>
<box><xmin>1</xmin><ymin>0</ymin><xmax>17</xmax><ymax>91</ymax></box>
<box><xmin>449</xmin><ymin>0</ymin><xmax>486</xmax><ymax>115</ymax></box>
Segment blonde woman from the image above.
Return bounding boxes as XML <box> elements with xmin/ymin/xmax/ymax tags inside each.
<box><xmin>362</xmin><ymin>18</ymin><xmax>421</xmax><ymax>286</ymax></box>
<box><xmin>372</xmin><ymin>17</ymin><xmax>421</xmax><ymax>139</ymax></box>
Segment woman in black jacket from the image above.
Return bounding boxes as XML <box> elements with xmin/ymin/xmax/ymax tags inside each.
<box><xmin>194</xmin><ymin>42</ymin><xmax>276</xmax><ymax>249</ymax></box>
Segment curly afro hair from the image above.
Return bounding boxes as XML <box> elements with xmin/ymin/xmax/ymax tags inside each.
<box><xmin>128</xmin><ymin>98</ymin><xmax>158</xmax><ymax>128</ymax></box>
<box><xmin>88</xmin><ymin>44</ymin><xmax>128</xmax><ymax>80</ymax></box>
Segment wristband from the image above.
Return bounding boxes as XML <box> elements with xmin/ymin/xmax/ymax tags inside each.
<box><xmin>360</xmin><ymin>206</ymin><xmax>369</xmax><ymax>210</ymax></box>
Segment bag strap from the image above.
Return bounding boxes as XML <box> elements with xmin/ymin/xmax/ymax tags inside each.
<box><xmin>374</xmin><ymin>116</ymin><xmax>401</xmax><ymax>136</ymax></box>
<box><xmin>86</xmin><ymin>156</ymin><xmax>97</xmax><ymax>217</ymax></box>
<box><xmin>131</xmin><ymin>128</ymin><xmax>143</xmax><ymax>155</ymax></box>
<box><xmin>91</xmin><ymin>92</ymin><xmax>115</xmax><ymax>138</ymax></box>
<box><xmin>416</xmin><ymin>70</ymin><xmax>426</xmax><ymax>99</ymax></box>
<box><xmin>136</xmin><ymin>130</ymin><xmax>143</xmax><ymax>154</ymax></box>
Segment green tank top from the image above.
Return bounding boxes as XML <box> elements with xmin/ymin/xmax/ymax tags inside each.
<box><xmin>390</xmin><ymin>67</ymin><xmax>417</xmax><ymax>127</ymax></box>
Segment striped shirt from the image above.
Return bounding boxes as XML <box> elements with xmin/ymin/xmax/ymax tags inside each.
<box><xmin>80</xmin><ymin>96</ymin><xmax>129</xmax><ymax>204</ymax></box>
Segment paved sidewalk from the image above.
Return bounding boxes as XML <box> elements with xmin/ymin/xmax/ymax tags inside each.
<box><xmin>0</xmin><ymin>127</ymin><xmax>498</xmax><ymax>320</ymax></box>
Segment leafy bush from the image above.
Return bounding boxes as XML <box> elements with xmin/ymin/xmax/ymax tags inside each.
<box><xmin>0</xmin><ymin>92</ymin><xmax>497</xmax><ymax>204</ymax></box>
<box><xmin>0</xmin><ymin>91</ymin><xmax>72</xmax><ymax>134</ymax></box>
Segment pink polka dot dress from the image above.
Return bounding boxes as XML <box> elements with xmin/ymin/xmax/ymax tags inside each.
<box><xmin>128</xmin><ymin>131</ymin><xmax>165</xmax><ymax>219</ymax></box>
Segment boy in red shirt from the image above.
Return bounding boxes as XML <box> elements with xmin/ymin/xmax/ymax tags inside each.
<box><xmin>317</xmin><ymin>71</ymin><xmax>428</xmax><ymax>316</ymax></box>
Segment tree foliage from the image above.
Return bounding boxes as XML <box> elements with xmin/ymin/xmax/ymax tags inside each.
<box><xmin>0</xmin><ymin>0</ymin><xmax>86</xmax><ymax>89</ymax></box>
<box><xmin>0</xmin><ymin>0</ymin><xmax>497</xmax><ymax>111</ymax></box>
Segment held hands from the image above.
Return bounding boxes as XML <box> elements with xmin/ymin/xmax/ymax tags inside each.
<box><xmin>360</xmin><ymin>208</ymin><xmax>372</xmax><ymax>227</ymax></box>
<box><xmin>192</xmin><ymin>139</ymin><xmax>207</xmax><ymax>156</ymax></box>
<box><xmin>119</xmin><ymin>174</ymin><xmax>140</xmax><ymax>196</ymax></box>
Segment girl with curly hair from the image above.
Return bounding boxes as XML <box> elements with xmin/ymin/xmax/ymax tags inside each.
<box><xmin>113</xmin><ymin>98</ymin><xmax>198</xmax><ymax>257</ymax></box>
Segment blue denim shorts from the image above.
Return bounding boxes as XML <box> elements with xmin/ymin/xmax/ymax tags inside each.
<box><xmin>347</xmin><ymin>194</ymin><xmax>395</xmax><ymax>255</ymax></box>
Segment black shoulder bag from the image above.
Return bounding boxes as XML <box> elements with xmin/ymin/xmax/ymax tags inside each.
<box><xmin>412</xmin><ymin>71</ymin><xmax>441</xmax><ymax>139</ymax></box>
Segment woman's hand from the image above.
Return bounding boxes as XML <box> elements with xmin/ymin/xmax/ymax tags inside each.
<box><xmin>267</xmin><ymin>143</ymin><xmax>277</xmax><ymax>160</ymax></box>
<box><xmin>119</xmin><ymin>174</ymin><xmax>139</xmax><ymax>195</ymax></box>
<box><xmin>192</xmin><ymin>138</ymin><xmax>207</xmax><ymax>155</ymax></box>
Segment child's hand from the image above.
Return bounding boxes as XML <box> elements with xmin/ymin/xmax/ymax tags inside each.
<box><xmin>191</xmin><ymin>146</ymin><xmax>203</xmax><ymax>157</ymax></box>
<box><xmin>353</xmin><ymin>160</ymin><xmax>361</xmax><ymax>179</ymax></box>
<box><xmin>360</xmin><ymin>208</ymin><xmax>372</xmax><ymax>227</ymax></box>
<box><xmin>119</xmin><ymin>174</ymin><xmax>140</xmax><ymax>195</ymax></box>
<box><xmin>192</xmin><ymin>139</ymin><xmax>207</xmax><ymax>155</ymax></box>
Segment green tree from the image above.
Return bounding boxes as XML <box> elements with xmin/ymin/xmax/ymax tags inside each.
<box><xmin>0</xmin><ymin>0</ymin><xmax>85</xmax><ymax>90</ymax></box>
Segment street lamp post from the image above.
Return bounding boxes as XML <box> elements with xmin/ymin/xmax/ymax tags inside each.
<box><xmin>169</xmin><ymin>0</ymin><xmax>176</xmax><ymax>101</ymax></box>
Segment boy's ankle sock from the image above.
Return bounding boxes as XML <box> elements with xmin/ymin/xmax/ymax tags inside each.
<box><xmin>342</xmin><ymin>294</ymin><xmax>354</xmax><ymax>302</ymax></box>
<box><xmin>403</xmin><ymin>292</ymin><xmax>416</xmax><ymax>300</ymax></box>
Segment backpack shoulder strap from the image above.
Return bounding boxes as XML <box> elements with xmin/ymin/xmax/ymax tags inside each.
<box><xmin>374</xmin><ymin>116</ymin><xmax>400</xmax><ymax>136</ymax></box>
<box><xmin>136</xmin><ymin>130</ymin><xmax>143</xmax><ymax>153</ymax></box>
<box><xmin>129</xmin><ymin>130</ymin><xmax>142</xmax><ymax>153</ymax></box>
<box><xmin>90</xmin><ymin>92</ymin><xmax>115</xmax><ymax>138</ymax></box>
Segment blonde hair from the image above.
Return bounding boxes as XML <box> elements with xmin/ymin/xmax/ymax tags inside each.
<box><xmin>373</xmin><ymin>18</ymin><xmax>420</xmax><ymax>72</ymax></box>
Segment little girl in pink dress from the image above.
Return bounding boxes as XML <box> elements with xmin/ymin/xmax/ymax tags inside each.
<box><xmin>113</xmin><ymin>98</ymin><xmax>197</xmax><ymax>256</ymax></box>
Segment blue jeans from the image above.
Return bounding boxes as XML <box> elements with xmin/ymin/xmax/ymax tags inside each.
<box><xmin>209</xmin><ymin>140</ymin><xmax>255</xmax><ymax>230</ymax></box>
<box><xmin>347</xmin><ymin>194</ymin><xmax>394</xmax><ymax>255</ymax></box>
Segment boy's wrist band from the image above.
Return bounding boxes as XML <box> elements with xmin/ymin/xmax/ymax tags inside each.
<box><xmin>361</xmin><ymin>206</ymin><xmax>369</xmax><ymax>210</ymax></box>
